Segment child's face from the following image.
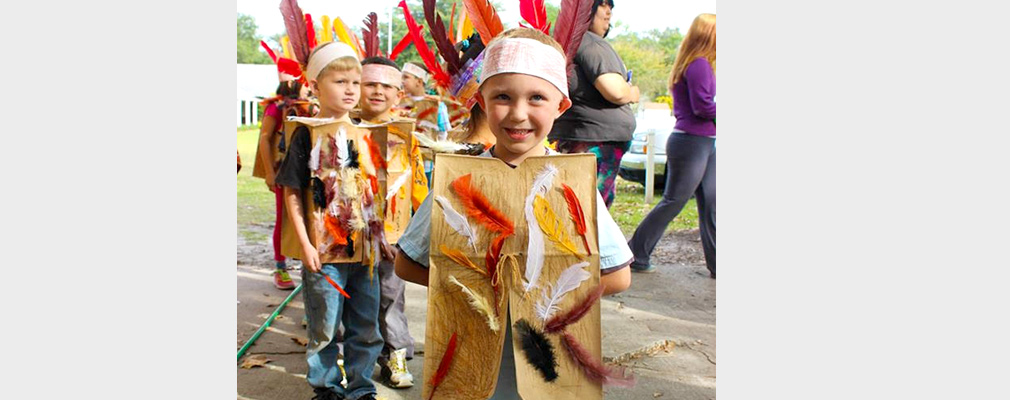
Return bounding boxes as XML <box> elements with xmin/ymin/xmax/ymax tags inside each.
<box><xmin>402</xmin><ymin>73</ymin><xmax>424</xmax><ymax>95</ymax></box>
<box><xmin>359</xmin><ymin>81</ymin><xmax>403</xmax><ymax>117</ymax></box>
<box><xmin>478</xmin><ymin>73</ymin><xmax>568</xmax><ymax>163</ymax></box>
<box><xmin>311</xmin><ymin>68</ymin><xmax>361</xmax><ymax>117</ymax></box>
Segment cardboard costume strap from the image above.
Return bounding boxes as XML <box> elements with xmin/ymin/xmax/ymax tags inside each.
<box><xmin>278</xmin><ymin>119</ymin><xmax>388</xmax><ymax>268</ymax></box>
<box><xmin>424</xmin><ymin>154</ymin><xmax>606</xmax><ymax>400</ymax></box>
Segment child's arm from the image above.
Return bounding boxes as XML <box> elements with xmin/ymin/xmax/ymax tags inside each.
<box><xmin>284</xmin><ymin>187</ymin><xmax>321</xmax><ymax>273</ymax></box>
<box><xmin>601</xmin><ymin>264</ymin><xmax>631</xmax><ymax>295</ymax></box>
<box><xmin>394</xmin><ymin>249</ymin><xmax>429</xmax><ymax>286</ymax></box>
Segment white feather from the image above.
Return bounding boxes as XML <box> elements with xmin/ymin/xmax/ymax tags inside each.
<box><xmin>308</xmin><ymin>136</ymin><xmax>323</xmax><ymax>171</ymax></box>
<box><xmin>523</xmin><ymin>164</ymin><xmax>559</xmax><ymax>292</ymax></box>
<box><xmin>336</xmin><ymin>127</ymin><xmax>349</xmax><ymax>167</ymax></box>
<box><xmin>413</xmin><ymin>132</ymin><xmax>468</xmax><ymax>153</ymax></box>
<box><xmin>434</xmin><ymin>195</ymin><xmax>480</xmax><ymax>253</ymax></box>
<box><xmin>534</xmin><ymin>261</ymin><xmax>590</xmax><ymax>322</ymax></box>
<box><xmin>448</xmin><ymin>275</ymin><xmax>500</xmax><ymax>332</ymax></box>
<box><xmin>385</xmin><ymin>169</ymin><xmax>412</xmax><ymax>201</ymax></box>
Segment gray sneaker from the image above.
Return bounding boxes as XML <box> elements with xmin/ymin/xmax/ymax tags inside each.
<box><xmin>382</xmin><ymin>348</ymin><xmax>413</xmax><ymax>388</ymax></box>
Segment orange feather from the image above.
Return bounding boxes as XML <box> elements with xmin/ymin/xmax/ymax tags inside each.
<box><xmin>451</xmin><ymin>174</ymin><xmax>514</xmax><ymax>235</ymax></box>
<box><xmin>461</xmin><ymin>0</ymin><xmax>504</xmax><ymax>45</ymax></box>
<box><xmin>325</xmin><ymin>213</ymin><xmax>349</xmax><ymax>246</ymax></box>
<box><xmin>440</xmin><ymin>244</ymin><xmax>487</xmax><ymax>277</ymax></box>
<box><xmin>323</xmin><ymin>273</ymin><xmax>351</xmax><ymax>298</ymax></box>
<box><xmin>561</xmin><ymin>183</ymin><xmax>591</xmax><ymax>255</ymax></box>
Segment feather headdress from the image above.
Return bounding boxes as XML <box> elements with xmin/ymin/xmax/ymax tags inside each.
<box><xmin>552</xmin><ymin>0</ymin><xmax>594</xmax><ymax>75</ymax></box>
<box><xmin>461</xmin><ymin>0</ymin><xmax>504</xmax><ymax>46</ymax></box>
<box><xmin>519</xmin><ymin>0</ymin><xmax>552</xmax><ymax>34</ymax></box>
<box><xmin>332</xmin><ymin>16</ymin><xmax>364</xmax><ymax>59</ymax></box>
<box><xmin>423</xmin><ymin>0</ymin><xmax>461</xmax><ymax>75</ymax></box>
<box><xmin>279</xmin><ymin>0</ymin><xmax>310</xmax><ymax>66</ymax></box>
<box><xmin>389</xmin><ymin>32</ymin><xmax>415</xmax><ymax>61</ymax></box>
<box><xmin>361</xmin><ymin>12</ymin><xmax>382</xmax><ymax>59</ymax></box>
<box><xmin>398</xmin><ymin>0</ymin><xmax>452</xmax><ymax>88</ymax></box>
<box><xmin>514</xmin><ymin>318</ymin><xmax>559</xmax><ymax>382</ymax></box>
<box><xmin>304</xmin><ymin>13</ymin><xmax>317</xmax><ymax>49</ymax></box>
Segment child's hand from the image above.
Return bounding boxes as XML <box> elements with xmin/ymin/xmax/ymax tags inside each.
<box><xmin>302</xmin><ymin>245</ymin><xmax>321</xmax><ymax>273</ymax></box>
<box><xmin>265</xmin><ymin>174</ymin><xmax>276</xmax><ymax>191</ymax></box>
<box><xmin>380</xmin><ymin>241</ymin><xmax>396</xmax><ymax>261</ymax></box>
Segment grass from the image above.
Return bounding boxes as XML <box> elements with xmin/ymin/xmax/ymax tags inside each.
<box><xmin>610</xmin><ymin>176</ymin><xmax>699</xmax><ymax>236</ymax></box>
<box><xmin>238</xmin><ymin>125</ymin><xmax>697</xmax><ymax>241</ymax></box>
<box><xmin>237</xmin><ymin>126</ymin><xmax>273</xmax><ymax>243</ymax></box>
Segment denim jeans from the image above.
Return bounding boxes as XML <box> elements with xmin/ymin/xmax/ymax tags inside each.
<box><xmin>302</xmin><ymin>263</ymin><xmax>382</xmax><ymax>399</ymax></box>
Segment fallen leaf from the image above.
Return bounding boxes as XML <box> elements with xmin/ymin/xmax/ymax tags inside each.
<box><xmin>291</xmin><ymin>336</ymin><xmax>309</xmax><ymax>346</ymax></box>
<box><xmin>266</xmin><ymin>304</ymin><xmax>277</xmax><ymax>308</ymax></box>
<box><xmin>240</xmin><ymin>354</ymin><xmax>270</xmax><ymax>369</ymax></box>
<box><xmin>653</xmin><ymin>392</ymin><xmax>663</xmax><ymax>398</ymax></box>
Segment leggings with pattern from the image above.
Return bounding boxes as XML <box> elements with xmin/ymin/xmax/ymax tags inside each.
<box><xmin>554</xmin><ymin>140</ymin><xmax>631</xmax><ymax>208</ymax></box>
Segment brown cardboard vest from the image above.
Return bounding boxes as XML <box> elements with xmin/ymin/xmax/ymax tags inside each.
<box><xmin>357</xmin><ymin>119</ymin><xmax>416</xmax><ymax>245</ymax></box>
<box><xmin>424</xmin><ymin>154</ymin><xmax>603</xmax><ymax>400</ymax></box>
<box><xmin>278</xmin><ymin>118</ymin><xmax>387</xmax><ymax>264</ymax></box>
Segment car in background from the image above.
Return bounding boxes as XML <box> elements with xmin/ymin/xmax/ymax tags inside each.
<box><xmin>619</xmin><ymin>105</ymin><xmax>677</xmax><ymax>190</ymax></box>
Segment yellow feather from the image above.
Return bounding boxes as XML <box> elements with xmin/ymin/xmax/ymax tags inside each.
<box><xmin>332</xmin><ymin>17</ymin><xmax>361</xmax><ymax>56</ymax></box>
<box><xmin>321</xmin><ymin>15</ymin><xmax>333</xmax><ymax>43</ymax></box>
<box><xmin>281</xmin><ymin>35</ymin><xmax>293</xmax><ymax>59</ymax></box>
<box><xmin>440</xmin><ymin>244</ymin><xmax>487</xmax><ymax>277</ymax></box>
<box><xmin>448</xmin><ymin>275</ymin><xmax>499</xmax><ymax>332</ymax></box>
<box><xmin>533</xmin><ymin>195</ymin><xmax>581</xmax><ymax>257</ymax></box>
<box><xmin>458</xmin><ymin>11</ymin><xmax>473</xmax><ymax>41</ymax></box>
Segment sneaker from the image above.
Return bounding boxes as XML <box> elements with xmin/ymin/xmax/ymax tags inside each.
<box><xmin>630</xmin><ymin>263</ymin><xmax>657</xmax><ymax>273</ymax></box>
<box><xmin>310</xmin><ymin>389</ymin><xmax>343</xmax><ymax>400</ymax></box>
<box><xmin>381</xmin><ymin>348</ymin><xmax>414</xmax><ymax>388</ymax></box>
<box><xmin>273</xmin><ymin>269</ymin><xmax>295</xmax><ymax>290</ymax></box>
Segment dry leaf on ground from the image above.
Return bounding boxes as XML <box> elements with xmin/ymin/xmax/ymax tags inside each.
<box><xmin>291</xmin><ymin>337</ymin><xmax>309</xmax><ymax>346</ymax></box>
<box><xmin>240</xmin><ymin>354</ymin><xmax>271</xmax><ymax>369</ymax></box>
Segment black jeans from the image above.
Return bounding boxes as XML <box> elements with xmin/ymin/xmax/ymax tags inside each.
<box><xmin>629</xmin><ymin>132</ymin><xmax>716</xmax><ymax>275</ymax></box>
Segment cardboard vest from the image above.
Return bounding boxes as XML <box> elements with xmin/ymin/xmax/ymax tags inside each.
<box><xmin>424</xmin><ymin>154</ymin><xmax>605</xmax><ymax>400</ymax></box>
<box><xmin>279</xmin><ymin>118</ymin><xmax>387</xmax><ymax>267</ymax></box>
<box><xmin>357</xmin><ymin>119</ymin><xmax>417</xmax><ymax>244</ymax></box>
<box><xmin>252</xmin><ymin>100</ymin><xmax>313</xmax><ymax>179</ymax></box>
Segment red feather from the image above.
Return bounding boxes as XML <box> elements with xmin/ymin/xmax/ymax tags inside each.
<box><xmin>561</xmin><ymin>183</ymin><xmax>591</xmax><ymax>255</ymax></box>
<box><xmin>462</xmin><ymin>0</ymin><xmax>504</xmax><ymax>45</ymax></box>
<box><xmin>544</xmin><ymin>284</ymin><xmax>604</xmax><ymax>334</ymax></box>
<box><xmin>427</xmin><ymin>332</ymin><xmax>458</xmax><ymax>400</ymax></box>
<box><xmin>277</xmin><ymin>58</ymin><xmax>304</xmax><ymax>81</ymax></box>
<box><xmin>304</xmin><ymin>14</ymin><xmax>317</xmax><ymax>49</ymax></box>
<box><xmin>279</xmin><ymin>0</ymin><xmax>310</xmax><ymax>66</ymax></box>
<box><xmin>560</xmin><ymin>331</ymin><xmax>637</xmax><ymax>387</ymax></box>
<box><xmin>398</xmin><ymin>0</ymin><xmax>452</xmax><ymax>88</ymax></box>
<box><xmin>389</xmin><ymin>32</ymin><xmax>414</xmax><ymax>61</ymax></box>
<box><xmin>423</xmin><ymin>0</ymin><xmax>461</xmax><ymax>75</ymax></box>
<box><xmin>361</xmin><ymin>12</ymin><xmax>381</xmax><ymax>58</ymax></box>
<box><xmin>260</xmin><ymin>40</ymin><xmax>279</xmax><ymax>63</ymax></box>
<box><xmin>450</xmin><ymin>174</ymin><xmax>514</xmax><ymax>235</ymax></box>
<box><xmin>323</xmin><ymin>273</ymin><xmax>352</xmax><ymax>299</ymax></box>
<box><xmin>520</xmin><ymin>0</ymin><xmax>552</xmax><ymax>35</ymax></box>
<box><xmin>363</xmin><ymin>134</ymin><xmax>387</xmax><ymax>173</ymax></box>
<box><xmin>552</xmin><ymin>0</ymin><xmax>594</xmax><ymax>74</ymax></box>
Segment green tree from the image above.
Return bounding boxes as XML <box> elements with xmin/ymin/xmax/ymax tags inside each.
<box><xmin>609</xmin><ymin>28</ymin><xmax>683</xmax><ymax>101</ymax></box>
<box><xmin>238</xmin><ymin>13</ymin><xmax>272</xmax><ymax>64</ymax></box>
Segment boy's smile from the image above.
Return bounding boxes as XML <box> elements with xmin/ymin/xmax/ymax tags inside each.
<box><xmin>479</xmin><ymin>73</ymin><xmax>570</xmax><ymax>165</ymax></box>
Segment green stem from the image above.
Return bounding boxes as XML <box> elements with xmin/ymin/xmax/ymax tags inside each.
<box><xmin>237</xmin><ymin>283</ymin><xmax>303</xmax><ymax>361</ymax></box>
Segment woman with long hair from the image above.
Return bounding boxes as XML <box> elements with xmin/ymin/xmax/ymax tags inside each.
<box><xmin>628</xmin><ymin>13</ymin><xmax>716</xmax><ymax>278</ymax></box>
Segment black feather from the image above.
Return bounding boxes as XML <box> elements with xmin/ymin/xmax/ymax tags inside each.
<box><xmin>514</xmin><ymin>318</ymin><xmax>559</xmax><ymax>382</ymax></box>
<box><xmin>311</xmin><ymin>177</ymin><xmax>326</xmax><ymax>208</ymax></box>
<box><xmin>344</xmin><ymin>234</ymin><xmax>354</xmax><ymax>257</ymax></box>
<box><xmin>346</xmin><ymin>140</ymin><xmax>360</xmax><ymax>169</ymax></box>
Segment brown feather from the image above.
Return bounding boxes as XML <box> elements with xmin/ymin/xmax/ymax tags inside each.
<box><xmin>423</xmin><ymin>0</ymin><xmax>461</xmax><ymax>75</ymax></box>
<box><xmin>561</xmin><ymin>331</ymin><xmax>637</xmax><ymax>387</ymax></box>
<box><xmin>279</xmin><ymin>0</ymin><xmax>310</xmax><ymax>66</ymax></box>
<box><xmin>552</xmin><ymin>0</ymin><xmax>594</xmax><ymax>74</ymax></box>
<box><xmin>361</xmin><ymin>12</ymin><xmax>381</xmax><ymax>58</ymax></box>
<box><xmin>544</xmin><ymin>284</ymin><xmax>604</xmax><ymax>334</ymax></box>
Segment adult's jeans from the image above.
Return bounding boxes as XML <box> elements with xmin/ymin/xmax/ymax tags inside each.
<box><xmin>628</xmin><ymin>132</ymin><xmax>716</xmax><ymax>275</ymax></box>
<box><xmin>302</xmin><ymin>263</ymin><xmax>382</xmax><ymax>399</ymax></box>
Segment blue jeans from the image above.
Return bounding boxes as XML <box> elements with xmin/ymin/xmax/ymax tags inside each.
<box><xmin>302</xmin><ymin>263</ymin><xmax>382</xmax><ymax>399</ymax></box>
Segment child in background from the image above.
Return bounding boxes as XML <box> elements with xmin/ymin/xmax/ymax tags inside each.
<box><xmin>275</xmin><ymin>41</ymin><xmax>385</xmax><ymax>400</ymax></box>
<box><xmin>393</xmin><ymin>28</ymin><xmax>633</xmax><ymax>399</ymax></box>
<box><xmin>399</xmin><ymin>61</ymin><xmax>430</xmax><ymax>110</ymax></box>
<box><xmin>352</xmin><ymin>55</ymin><xmax>421</xmax><ymax>389</ymax></box>
<box><xmin>255</xmin><ymin>77</ymin><xmax>311</xmax><ymax>290</ymax></box>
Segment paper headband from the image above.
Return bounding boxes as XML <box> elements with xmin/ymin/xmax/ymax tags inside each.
<box><xmin>479</xmin><ymin>38</ymin><xmax>569</xmax><ymax>99</ymax></box>
<box><xmin>305</xmin><ymin>42</ymin><xmax>359</xmax><ymax>82</ymax></box>
<box><xmin>362</xmin><ymin>64</ymin><xmax>403</xmax><ymax>88</ymax></box>
<box><xmin>402</xmin><ymin>63</ymin><xmax>429</xmax><ymax>83</ymax></box>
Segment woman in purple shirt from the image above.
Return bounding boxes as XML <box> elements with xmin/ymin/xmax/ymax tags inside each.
<box><xmin>629</xmin><ymin>13</ymin><xmax>717</xmax><ymax>278</ymax></box>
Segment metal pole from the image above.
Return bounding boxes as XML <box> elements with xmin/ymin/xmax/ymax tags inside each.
<box><xmin>388</xmin><ymin>3</ymin><xmax>394</xmax><ymax>56</ymax></box>
<box><xmin>645</xmin><ymin>131</ymin><xmax>655</xmax><ymax>203</ymax></box>
<box><xmin>237</xmin><ymin>283</ymin><xmax>303</xmax><ymax>360</ymax></box>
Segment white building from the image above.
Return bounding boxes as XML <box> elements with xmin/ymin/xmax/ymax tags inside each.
<box><xmin>236</xmin><ymin>64</ymin><xmax>280</xmax><ymax>127</ymax></box>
